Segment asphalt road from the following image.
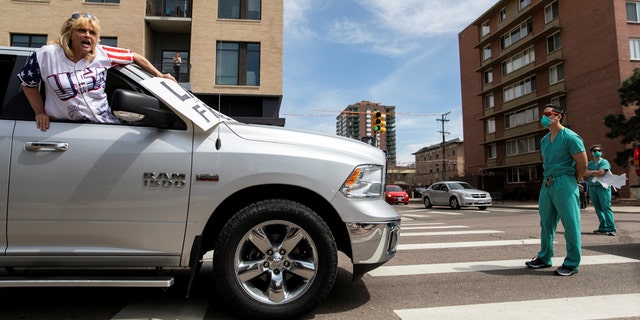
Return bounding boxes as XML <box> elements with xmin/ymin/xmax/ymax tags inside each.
<box><xmin>0</xmin><ymin>203</ymin><xmax>638</xmax><ymax>319</ymax></box>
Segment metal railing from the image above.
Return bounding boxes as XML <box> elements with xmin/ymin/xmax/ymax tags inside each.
<box><xmin>146</xmin><ymin>0</ymin><xmax>192</xmax><ymax>18</ymax></box>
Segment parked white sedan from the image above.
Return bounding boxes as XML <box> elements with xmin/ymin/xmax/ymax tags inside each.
<box><xmin>422</xmin><ymin>181</ymin><xmax>492</xmax><ymax>210</ymax></box>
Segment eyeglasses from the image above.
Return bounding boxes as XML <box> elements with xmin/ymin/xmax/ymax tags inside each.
<box><xmin>71</xmin><ymin>13</ymin><xmax>95</xmax><ymax>20</ymax></box>
<box><xmin>592</xmin><ymin>149</ymin><xmax>602</xmax><ymax>152</ymax></box>
<box><xmin>541</xmin><ymin>111</ymin><xmax>559</xmax><ymax>117</ymax></box>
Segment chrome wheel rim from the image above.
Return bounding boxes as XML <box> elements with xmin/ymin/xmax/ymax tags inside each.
<box><xmin>234</xmin><ymin>220</ymin><xmax>318</xmax><ymax>305</ymax></box>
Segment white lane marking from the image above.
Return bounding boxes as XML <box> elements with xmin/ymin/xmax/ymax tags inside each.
<box><xmin>368</xmin><ymin>254</ymin><xmax>639</xmax><ymax>277</ymax></box>
<box><xmin>427</xmin><ymin>210</ymin><xmax>463</xmax><ymax>215</ymax></box>
<box><xmin>401</xmin><ymin>230</ymin><xmax>504</xmax><ymax>237</ymax></box>
<box><xmin>394</xmin><ymin>294</ymin><xmax>640</xmax><ymax>320</ymax></box>
<box><xmin>400</xmin><ymin>222</ymin><xmax>445</xmax><ymax>226</ymax></box>
<box><xmin>397</xmin><ymin>239</ymin><xmax>540</xmax><ymax>250</ymax></box>
<box><xmin>401</xmin><ymin>225</ymin><xmax>469</xmax><ymax>230</ymax></box>
<box><xmin>401</xmin><ymin>214</ymin><xmax>430</xmax><ymax>219</ymax></box>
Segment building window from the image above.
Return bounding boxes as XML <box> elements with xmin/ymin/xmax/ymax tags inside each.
<box><xmin>506</xmin><ymin>135</ymin><xmax>539</xmax><ymax>156</ymax></box>
<box><xmin>500</xmin><ymin>19</ymin><xmax>532</xmax><ymax>50</ymax></box>
<box><xmin>545</xmin><ymin>1</ymin><xmax>559</xmax><ymax>23</ymax></box>
<box><xmin>483</xmin><ymin>69</ymin><xmax>493</xmax><ymax>84</ymax></box>
<box><xmin>216</xmin><ymin>42</ymin><xmax>260</xmax><ymax>86</ymax></box>
<box><xmin>11</xmin><ymin>33</ymin><xmax>47</xmax><ymax>48</ymax></box>
<box><xmin>486</xmin><ymin>118</ymin><xmax>496</xmax><ymax>134</ymax></box>
<box><xmin>627</xmin><ymin>2</ymin><xmax>640</xmax><ymax>22</ymax></box>
<box><xmin>547</xmin><ymin>32</ymin><xmax>562</xmax><ymax>53</ymax></box>
<box><xmin>219</xmin><ymin>0</ymin><xmax>261</xmax><ymax>20</ymax></box>
<box><xmin>162</xmin><ymin>50</ymin><xmax>190</xmax><ymax>82</ymax></box>
<box><xmin>485</xmin><ymin>94</ymin><xmax>495</xmax><ymax>109</ymax></box>
<box><xmin>85</xmin><ymin>0</ymin><xmax>120</xmax><ymax>3</ymax></box>
<box><xmin>503</xmin><ymin>76</ymin><xmax>536</xmax><ymax>102</ymax></box>
<box><xmin>507</xmin><ymin>165</ymin><xmax>538</xmax><ymax>183</ymax></box>
<box><xmin>487</xmin><ymin>143</ymin><xmax>497</xmax><ymax>159</ymax></box>
<box><xmin>499</xmin><ymin>8</ymin><xmax>507</xmax><ymax>22</ymax></box>
<box><xmin>100</xmin><ymin>37</ymin><xmax>117</xmax><ymax>47</ymax></box>
<box><xmin>481</xmin><ymin>21</ymin><xmax>490</xmax><ymax>37</ymax></box>
<box><xmin>502</xmin><ymin>47</ymin><xmax>535</xmax><ymax>76</ymax></box>
<box><xmin>505</xmin><ymin>106</ymin><xmax>539</xmax><ymax>129</ymax></box>
<box><xmin>519</xmin><ymin>0</ymin><xmax>531</xmax><ymax>10</ymax></box>
<box><xmin>631</xmin><ymin>39</ymin><xmax>640</xmax><ymax>60</ymax></box>
<box><xmin>483</xmin><ymin>45</ymin><xmax>491</xmax><ymax>61</ymax></box>
<box><xmin>549</xmin><ymin>63</ymin><xmax>564</xmax><ymax>84</ymax></box>
<box><xmin>551</xmin><ymin>95</ymin><xmax>566</xmax><ymax>109</ymax></box>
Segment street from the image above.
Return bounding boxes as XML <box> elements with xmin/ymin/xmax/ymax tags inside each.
<box><xmin>1</xmin><ymin>202</ymin><xmax>639</xmax><ymax>319</ymax></box>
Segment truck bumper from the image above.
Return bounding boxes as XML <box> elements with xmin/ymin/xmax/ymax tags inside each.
<box><xmin>346</xmin><ymin>220</ymin><xmax>400</xmax><ymax>280</ymax></box>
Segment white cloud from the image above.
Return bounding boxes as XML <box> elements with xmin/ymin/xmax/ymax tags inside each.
<box><xmin>283</xmin><ymin>0</ymin><xmax>316</xmax><ymax>40</ymax></box>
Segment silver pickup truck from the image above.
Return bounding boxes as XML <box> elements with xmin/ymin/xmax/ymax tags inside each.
<box><xmin>0</xmin><ymin>46</ymin><xmax>400</xmax><ymax>319</ymax></box>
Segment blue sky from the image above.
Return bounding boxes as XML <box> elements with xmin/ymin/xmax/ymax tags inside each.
<box><xmin>281</xmin><ymin>0</ymin><xmax>498</xmax><ymax>165</ymax></box>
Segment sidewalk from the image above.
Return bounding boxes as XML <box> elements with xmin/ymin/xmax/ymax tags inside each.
<box><xmin>410</xmin><ymin>198</ymin><xmax>639</xmax><ymax>213</ymax></box>
<box><xmin>492</xmin><ymin>199</ymin><xmax>639</xmax><ymax>213</ymax></box>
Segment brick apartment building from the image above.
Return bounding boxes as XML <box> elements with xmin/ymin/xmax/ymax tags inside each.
<box><xmin>336</xmin><ymin>101</ymin><xmax>397</xmax><ymax>165</ymax></box>
<box><xmin>412</xmin><ymin>138</ymin><xmax>465</xmax><ymax>187</ymax></box>
<box><xmin>0</xmin><ymin>0</ymin><xmax>284</xmax><ymax>126</ymax></box>
<box><xmin>459</xmin><ymin>0</ymin><xmax>640</xmax><ymax>198</ymax></box>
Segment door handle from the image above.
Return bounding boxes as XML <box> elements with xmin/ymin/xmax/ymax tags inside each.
<box><xmin>25</xmin><ymin>142</ymin><xmax>69</xmax><ymax>152</ymax></box>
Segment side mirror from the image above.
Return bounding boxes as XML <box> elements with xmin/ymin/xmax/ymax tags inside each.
<box><xmin>111</xmin><ymin>89</ymin><xmax>175</xmax><ymax>127</ymax></box>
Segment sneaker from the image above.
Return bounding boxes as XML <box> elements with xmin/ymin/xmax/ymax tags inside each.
<box><xmin>554</xmin><ymin>265</ymin><xmax>578</xmax><ymax>276</ymax></box>
<box><xmin>593</xmin><ymin>230</ymin><xmax>607</xmax><ymax>235</ymax></box>
<box><xmin>525</xmin><ymin>256</ymin><xmax>551</xmax><ymax>269</ymax></box>
<box><xmin>607</xmin><ymin>231</ymin><xmax>616</xmax><ymax>236</ymax></box>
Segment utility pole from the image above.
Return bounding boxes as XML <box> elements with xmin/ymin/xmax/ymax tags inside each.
<box><xmin>437</xmin><ymin>112</ymin><xmax>450</xmax><ymax>180</ymax></box>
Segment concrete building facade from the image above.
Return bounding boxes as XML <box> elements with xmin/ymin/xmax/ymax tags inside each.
<box><xmin>459</xmin><ymin>0</ymin><xmax>640</xmax><ymax>198</ymax></box>
<box><xmin>336</xmin><ymin>101</ymin><xmax>397</xmax><ymax>165</ymax></box>
<box><xmin>1</xmin><ymin>0</ymin><xmax>283</xmax><ymax>125</ymax></box>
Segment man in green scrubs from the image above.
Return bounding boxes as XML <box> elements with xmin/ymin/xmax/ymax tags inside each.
<box><xmin>585</xmin><ymin>144</ymin><xmax>617</xmax><ymax>236</ymax></box>
<box><xmin>525</xmin><ymin>104</ymin><xmax>587</xmax><ymax>276</ymax></box>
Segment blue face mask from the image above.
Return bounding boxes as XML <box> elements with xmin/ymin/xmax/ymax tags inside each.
<box><xmin>540</xmin><ymin>116</ymin><xmax>551</xmax><ymax>128</ymax></box>
<box><xmin>593</xmin><ymin>151</ymin><xmax>602</xmax><ymax>157</ymax></box>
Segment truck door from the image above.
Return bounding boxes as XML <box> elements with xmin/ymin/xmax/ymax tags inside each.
<box><xmin>0</xmin><ymin>121</ymin><xmax>13</xmax><ymax>255</ymax></box>
<box><xmin>6</xmin><ymin>121</ymin><xmax>192</xmax><ymax>263</ymax></box>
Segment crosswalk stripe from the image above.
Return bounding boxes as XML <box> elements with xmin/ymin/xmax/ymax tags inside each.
<box><xmin>401</xmin><ymin>214</ymin><xmax>430</xmax><ymax>219</ymax></box>
<box><xmin>401</xmin><ymin>222</ymin><xmax>445</xmax><ymax>226</ymax></box>
<box><xmin>401</xmin><ymin>230</ymin><xmax>504</xmax><ymax>237</ymax></box>
<box><xmin>397</xmin><ymin>239</ymin><xmax>540</xmax><ymax>250</ymax></box>
<box><xmin>401</xmin><ymin>225</ymin><xmax>469</xmax><ymax>230</ymax></box>
<box><xmin>394</xmin><ymin>293</ymin><xmax>640</xmax><ymax>320</ymax></box>
<box><xmin>368</xmin><ymin>254</ymin><xmax>639</xmax><ymax>277</ymax></box>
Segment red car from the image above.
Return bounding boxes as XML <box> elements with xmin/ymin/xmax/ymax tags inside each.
<box><xmin>385</xmin><ymin>185</ymin><xmax>409</xmax><ymax>205</ymax></box>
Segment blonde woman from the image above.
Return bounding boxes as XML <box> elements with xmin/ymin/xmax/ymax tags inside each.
<box><xmin>18</xmin><ymin>12</ymin><xmax>175</xmax><ymax>131</ymax></box>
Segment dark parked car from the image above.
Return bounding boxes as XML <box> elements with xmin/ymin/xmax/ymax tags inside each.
<box><xmin>422</xmin><ymin>181</ymin><xmax>492</xmax><ymax>210</ymax></box>
<box><xmin>385</xmin><ymin>185</ymin><xmax>409</xmax><ymax>205</ymax></box>
<box><xmin>413</xmin><ymin>187</ymin><xmax>427</xmax><ymax>198</ymax></box>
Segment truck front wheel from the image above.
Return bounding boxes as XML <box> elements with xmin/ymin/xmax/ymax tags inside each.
<box><xmin>213</xmin><ymin>199</ymin><xmax>338</xmax><ymax>319</ymax></box>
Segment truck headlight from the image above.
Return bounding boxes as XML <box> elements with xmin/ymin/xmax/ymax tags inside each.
<box><xmin>340</xmin><ymin>165</ymin><xmax>384</xmax><ymax>198</ymax></box>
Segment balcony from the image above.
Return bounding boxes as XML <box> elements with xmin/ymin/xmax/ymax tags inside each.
<box><xmin>145</xmin><ymin>0</ymin><xmax>192</xmax><ymax>33</ymax></box>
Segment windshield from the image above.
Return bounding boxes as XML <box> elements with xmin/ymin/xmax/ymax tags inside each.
<box><xmin>387</xmin><ymin>185</ymin><xmax>403</xmax><ymax>192</ymax></box>
<box><xmin>449</xmin><ymin>182</ymin><xmax>474</xmax><ymax>190</ymax></box>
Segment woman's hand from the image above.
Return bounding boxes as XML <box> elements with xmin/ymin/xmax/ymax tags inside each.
<box><xmin>35</xmin><ymin>112</ymin><xmax>50</xmax><ymax>131</ymax></box>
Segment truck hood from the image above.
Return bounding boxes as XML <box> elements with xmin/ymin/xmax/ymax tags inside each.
<box><xmin>224</xmin><ymin>122</ymin><xmax>386</xmax><ymax>164</ymax></box>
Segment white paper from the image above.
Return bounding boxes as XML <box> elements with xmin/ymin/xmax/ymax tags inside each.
<box><xmin>591</xmin><ymin>171</ymin><xmax>627</xmax><ymax>189</ymax></box>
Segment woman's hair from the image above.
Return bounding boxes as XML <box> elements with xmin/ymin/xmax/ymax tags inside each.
<box><xmin>54</xmin><ymin>13</ymin><xmax>101</xmax><ymax>62</ymax></box>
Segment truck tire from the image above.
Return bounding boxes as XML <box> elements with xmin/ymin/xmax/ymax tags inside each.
<box><xmin>213</xmin><ymin>199</ymin><xmax>338</xmax><ymax>319</ymax></box>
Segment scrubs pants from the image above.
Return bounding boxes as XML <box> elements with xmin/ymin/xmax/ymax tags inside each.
<box><xmin>589</xmin><ymin>185</ymin><xmax>616</xmax><ymax>232</ymax></box>
<box><xmin>537</xmin><ymin>175</ymin><xmax>582</xmax><ymax>269</ymax></box>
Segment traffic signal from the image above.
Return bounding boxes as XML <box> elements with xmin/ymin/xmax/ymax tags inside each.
<box><xmin>373</xmin><ymin>111</ymin><xmax>386</xmax><ymax>132</ymax></box>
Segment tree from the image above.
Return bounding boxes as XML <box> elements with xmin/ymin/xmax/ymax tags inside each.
<box><xmin>604</xmin><ymin>68</ymin><xmax>640</xmax><ymax>167</ymax></box>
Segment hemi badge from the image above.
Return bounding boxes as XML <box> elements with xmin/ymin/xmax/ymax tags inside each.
<box><xmin>196</xmin><ymin>174</ymin><xmax>219</xmax><ymax>182</ymax></box>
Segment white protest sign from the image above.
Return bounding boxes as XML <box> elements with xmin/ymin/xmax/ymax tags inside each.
<box><xmin>140</xmin><ymin>77</ymin><xmax>229</xmax><ymax>131</ymax></box>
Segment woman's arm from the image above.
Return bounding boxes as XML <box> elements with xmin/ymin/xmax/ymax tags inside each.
<box><xmin>22</xmin><ymin>85</ymin><xmax>49</xmax><ymax>131</ymax></box>
<box><xmin>133</xmin><ymin>53</ymin><xmax>176</xmax><ymax>81</ymax></box>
